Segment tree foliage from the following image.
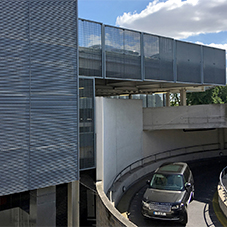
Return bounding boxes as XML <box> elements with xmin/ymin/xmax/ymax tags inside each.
<box><xmin>186</xmin><ymin>86</ymin><xmax>227</xmax><ymax>105</ymax></box>
<box><xmin>170</xmin><ymin>93</ymin><xmax>180</xmax><ymax>106</ymax></box>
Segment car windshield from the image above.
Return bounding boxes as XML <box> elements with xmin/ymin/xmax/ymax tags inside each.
<box><xmin>150</xmin><ymin>173</ymin><xmax>184</xmax><ymax>191</ymax></box>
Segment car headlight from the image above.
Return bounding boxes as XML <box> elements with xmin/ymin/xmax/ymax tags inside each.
<box><xmin>171</xmin><ymin>203</ymin><xmax>184</xmax><ymax>210</ymax></box>
<box><xmin>142</xmin><ymin>200</ymin><xmax>150</xmax><ymax>209</ymax></box>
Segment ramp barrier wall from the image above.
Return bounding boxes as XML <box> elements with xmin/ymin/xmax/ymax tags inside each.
<box><xmin>96</xmin><ymin>144</ymin><xmax>227</xmax><ymax>227</ymax></box>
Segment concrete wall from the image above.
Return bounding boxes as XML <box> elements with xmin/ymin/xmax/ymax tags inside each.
<box><xmin>144</xmin><ymin>104</ymin><xmax>227</xmax><ymax>130</ymax></box>
<box><xmin>96</xmin><ymin>97</ymin><xmax>143</xmax><ymax>193</ymax></box>
<box><xmin>95</xmin><ymin>102</ymin><xmax>227</xmax><ymax>227</ymax></box>
<box><xmin>143</xmin><ymin>128</ymin><xmax>222</xmax><ymax>157</ymax></box>
<box><xmin>97</xmin><ymin>152</ymin><xmax>227</xmax><ymax>227</ymax></box>
<box><xmin>218</xmin><ymin>184</ymin><xmax>227</xmax><ymax>219</ymax></box>
<box><xmin>96</xmin><ymin>182</ymin><xmax>137</xmax><ymax>227</ymax></box>
<box><xmin>96</xmin><ymin>101</ymin><xmax>227</xmax><ymax>194</ymax></box>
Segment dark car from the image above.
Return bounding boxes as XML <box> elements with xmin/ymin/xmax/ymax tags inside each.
<box><xmin>141</xmin><ymin>162</ymin><xmax>194</xmax><ymax>225</ymax></box>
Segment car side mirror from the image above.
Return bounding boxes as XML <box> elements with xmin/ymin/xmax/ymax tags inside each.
<box><xmin>185</xmin><ymin>182</ymin><xmax>191</xmax><ymax>190</ymax></box>
<box><xmin>146</xmin><ymin>180</ymin><xmax>151</xmax><ymax>185</ymax></box>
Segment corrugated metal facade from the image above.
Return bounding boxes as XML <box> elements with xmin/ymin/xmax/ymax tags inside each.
<box><xmin>0</xmin><ymin>0</ymin><xmax>78</xmax><ymax>195</ymax></box>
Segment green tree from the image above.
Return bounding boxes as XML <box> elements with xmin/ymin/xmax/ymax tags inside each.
<box><xmin>186</xmin><ymin>86</ymin><xmax>227</xmax><ymax>105</ymax></box>
<box><xmin>170</xmin><ymin>93</ymin><xmax>180</xmax><ymax>106</ymax></box>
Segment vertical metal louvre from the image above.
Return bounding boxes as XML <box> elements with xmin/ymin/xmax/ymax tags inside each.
<box><xmin>79</xmin><ymin>19</ymin><xmax>102</xmax><ymax>77</ymax></box>
<box><xmin>105</xmin><ymin>26</ymin><xmax>141</xmax><ymax>80</ymax></box>
<box><xmin>0</xmin><ymin>0</ymin><xmax>78</xmax><ymax>195</ymax></box>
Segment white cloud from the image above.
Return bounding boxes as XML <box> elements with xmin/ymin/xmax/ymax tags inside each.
<box><xmin>116</xmin><ymin>0</ymin><xmax>227</xmax><ymax>39</ymax></box>
<box><xmin>196</xmin><ymin>42</ymin><xmax>227</xmax><ymax>58</ymax></box>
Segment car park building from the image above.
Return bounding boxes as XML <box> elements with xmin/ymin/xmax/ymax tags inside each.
<box><xmin>0</xmin><ymin>0</ymin><xmax>226</xmax><ymax>226</ymax></box>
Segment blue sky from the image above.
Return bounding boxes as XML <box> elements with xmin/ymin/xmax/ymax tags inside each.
<box><xmin>78</xmin><ymin>0</ymin><xmax>227</xmax><ymax>53</ymax></box>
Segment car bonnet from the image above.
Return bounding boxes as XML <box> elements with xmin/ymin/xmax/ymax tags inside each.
<box><xmin>143</xmin><ymin>188</ymin><xmax>185</xmax><ymax>203</ymax></box>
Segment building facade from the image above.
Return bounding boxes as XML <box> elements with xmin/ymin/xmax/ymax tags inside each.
<box><xmin>0</xmin><ymin>0</ymin><xmax>79</xmax><ymax>226</ymax></box>
<box><xmin>0</xmin><ymin>0</ymin><xmax>226</xmax><ymax>226</ymax></box>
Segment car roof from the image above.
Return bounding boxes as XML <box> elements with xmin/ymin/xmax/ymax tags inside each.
<box><xmin>155</xmin><ymin>162</ymin><xmax>188</xmax><ymax>175</ymax></box>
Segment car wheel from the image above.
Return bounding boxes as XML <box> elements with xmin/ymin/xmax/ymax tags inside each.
<box><xmin>180</xmin><ymin>209</ymin><xmax>188</xmax><ymax>226</ymax></box>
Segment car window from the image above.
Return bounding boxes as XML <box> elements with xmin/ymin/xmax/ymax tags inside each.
<box><xmin>183</xmin><ymin>166</ymin><xmax>190</xmax><ymax>182</ymax></box>
<box><xmin>150</xmin><ymin>174</ymin><xmax>184</xmax><ymax>191</ymax></box>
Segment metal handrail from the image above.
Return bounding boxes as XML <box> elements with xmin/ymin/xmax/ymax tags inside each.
<box><xmin>110</xmin><ymin>142</ymin><xmax>219</xmax><ymax>191</ymax></box>
<box><xmin>219</xmin><ymin>166</ymin><xmax>227</xmax><ymax>201</ymax></box>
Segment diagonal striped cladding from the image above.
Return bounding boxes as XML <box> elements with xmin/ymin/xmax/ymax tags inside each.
<box><xmin>0</xmin><ymin>0</ymin><xmax>78</xmax><ymax>195</ymax></box>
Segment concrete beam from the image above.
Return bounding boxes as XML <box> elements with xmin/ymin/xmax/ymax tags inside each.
<box><xmin>143</xmin><ymin>104</ymin><xmax>227</xmax><ymax>130</ymax></box>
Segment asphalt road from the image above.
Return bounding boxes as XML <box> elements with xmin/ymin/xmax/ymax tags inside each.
<box><xmin>128</xmin><ymin>157</ymin><xmax>227</xmax><ymax>227</ymax></box>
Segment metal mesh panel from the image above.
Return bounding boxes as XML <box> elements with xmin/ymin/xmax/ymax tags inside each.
<box><xmin>79</xmin><ymin>20</ymin><xmax>102</xmax><ymax>77</ymax></box>
<box><xmin>0</xmin><ymin>0</ymin><xmax>30</xmax><ymax>195</ymax></box>
<box><xmin>176</xmin><ymin>41</ymin><xmax>201</xmax><ymax>83</ymax></box>
<box><xmin>29</xmin><ymin>0</ymin><xmax>78</xmax><ymax>190</ymax></box>
<box><xmin>144</xmin><ymin>35</ymin><xmax>174</xmax><ymax>81</ymax></box>
<box><xmin>159</xmin><ymin>37</ymin><xmax>174</xmax><ymax>81</ymax></box>
<box><xmin>79</xmin><ymin>79</ymin><xmax>95</xmax><ymax>170</ymax></box>
<box><xmin>105</xmin><ymin>26</ymin><xmax>141</xmax><ymax>79</ymax></box>
<box><xmin>0</xmin><ymin>0</ymin><xmax>78</xmax><ymax>195</ymax></box>
<box><xmin>203</xmin><ymin>46</ymin><xmax>226</xmax><ymax>85</ymax></box>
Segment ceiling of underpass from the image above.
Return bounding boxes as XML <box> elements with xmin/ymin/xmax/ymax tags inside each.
<box><xmin>95</xmin><ymin>78</ymin><xmax>208</xmax><ymax>96</ymax></box>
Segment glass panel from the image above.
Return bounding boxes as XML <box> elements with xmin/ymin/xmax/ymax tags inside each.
<box><xmin>79</xmin><ymin>78</ymin><xmax>95</xmax><ymax>169</ymax></box>
<box><xmin>147</xmin><ymin>94</ymin><xmax>164</xmax><ymax>107</ymax></box>
<box><xmin>131</xmin><ymin>94</ymin><xmax>146</xmax><ymax>107</ymax></box>
<box><xmin>105</xmin><ymin>26</ymin><xmax>141</xmax><ymax>79</ymax></box>
<box><xmin>79</xmin><ymin>20</ymin><xmax>102</xmax><ymax>77</ymax></box>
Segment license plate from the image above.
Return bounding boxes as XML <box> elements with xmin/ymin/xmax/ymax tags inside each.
<box><xmin>154</xmin><ymin>211</ymin><xmax>166</xmax><ymax>216</ymax></box>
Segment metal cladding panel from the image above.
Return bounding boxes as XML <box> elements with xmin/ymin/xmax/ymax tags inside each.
<box><xmin>0</xmin><ymin>0</ymin><xmax>30</xmax><ymax>195</ymax></box>
<box><xmin>79</xmin><ymin>20</ymin><xmax>102</xmax><ymax>77</ymax></box>
<box><xmin>105</xmin><ymin>26</ymin><xmax>141</xmax><ymax>79</ymax></box>
<box><xmin>203</xmin><ymin>46</ymin><xmax>226</xmax><ymax>85</ymax></box>
<box><xmin>144</xmin><ymin>34</ymin><xmax>174</xmax><ymax>81</ymax></box>
<box><xmin>29</xmin><ymin>0</ymin><xmax>78</xmax><ymax>190</ymax></box>
<box><xmin>176</xmin><ymin>41</ymin><xmax>201</xmax><ymax>83</ymax></box>
<box><xmin>0</xmin><ymin>0</ymin><xmax>78</xmax><ymax>195</ymax></box>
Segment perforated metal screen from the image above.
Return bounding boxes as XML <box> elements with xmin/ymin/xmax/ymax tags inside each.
<box><xmin>79</xmin><ymin>19</ymin><xmax>226</xmax><ymax>86</ymax></box>
<box><xmin>105</xmin><ymin>26</ymin><xmax>141</xmax><ymax>79</ymax></box>
<box><xmin>176</xmin><ymin>41</ymin><xmax>202</xmax><ymax>83</ymax></box>
<box><xmin>0</xmin><ymin>0</ymin><xmax>78</xmax><ymax>195</ymax></box>
<box><xmin>79</xmin><ymin>20</ymin><xmax>102</xmax><ymax>77</ymax></box>
<box><xmin>144</xmin><ymin>34</ymin><xmax>174</xmax><ymax>81</ymax></box>
<box><xmin>203</xmin><ymin>46</ymin><xmax>226</xmax><ymax>85</ymax></box>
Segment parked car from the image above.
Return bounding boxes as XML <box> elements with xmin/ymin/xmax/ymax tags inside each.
<box><xmin>141</xmin><ymin>162</ymin><xmax>194</xmax><ymax>225</ymax></box>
